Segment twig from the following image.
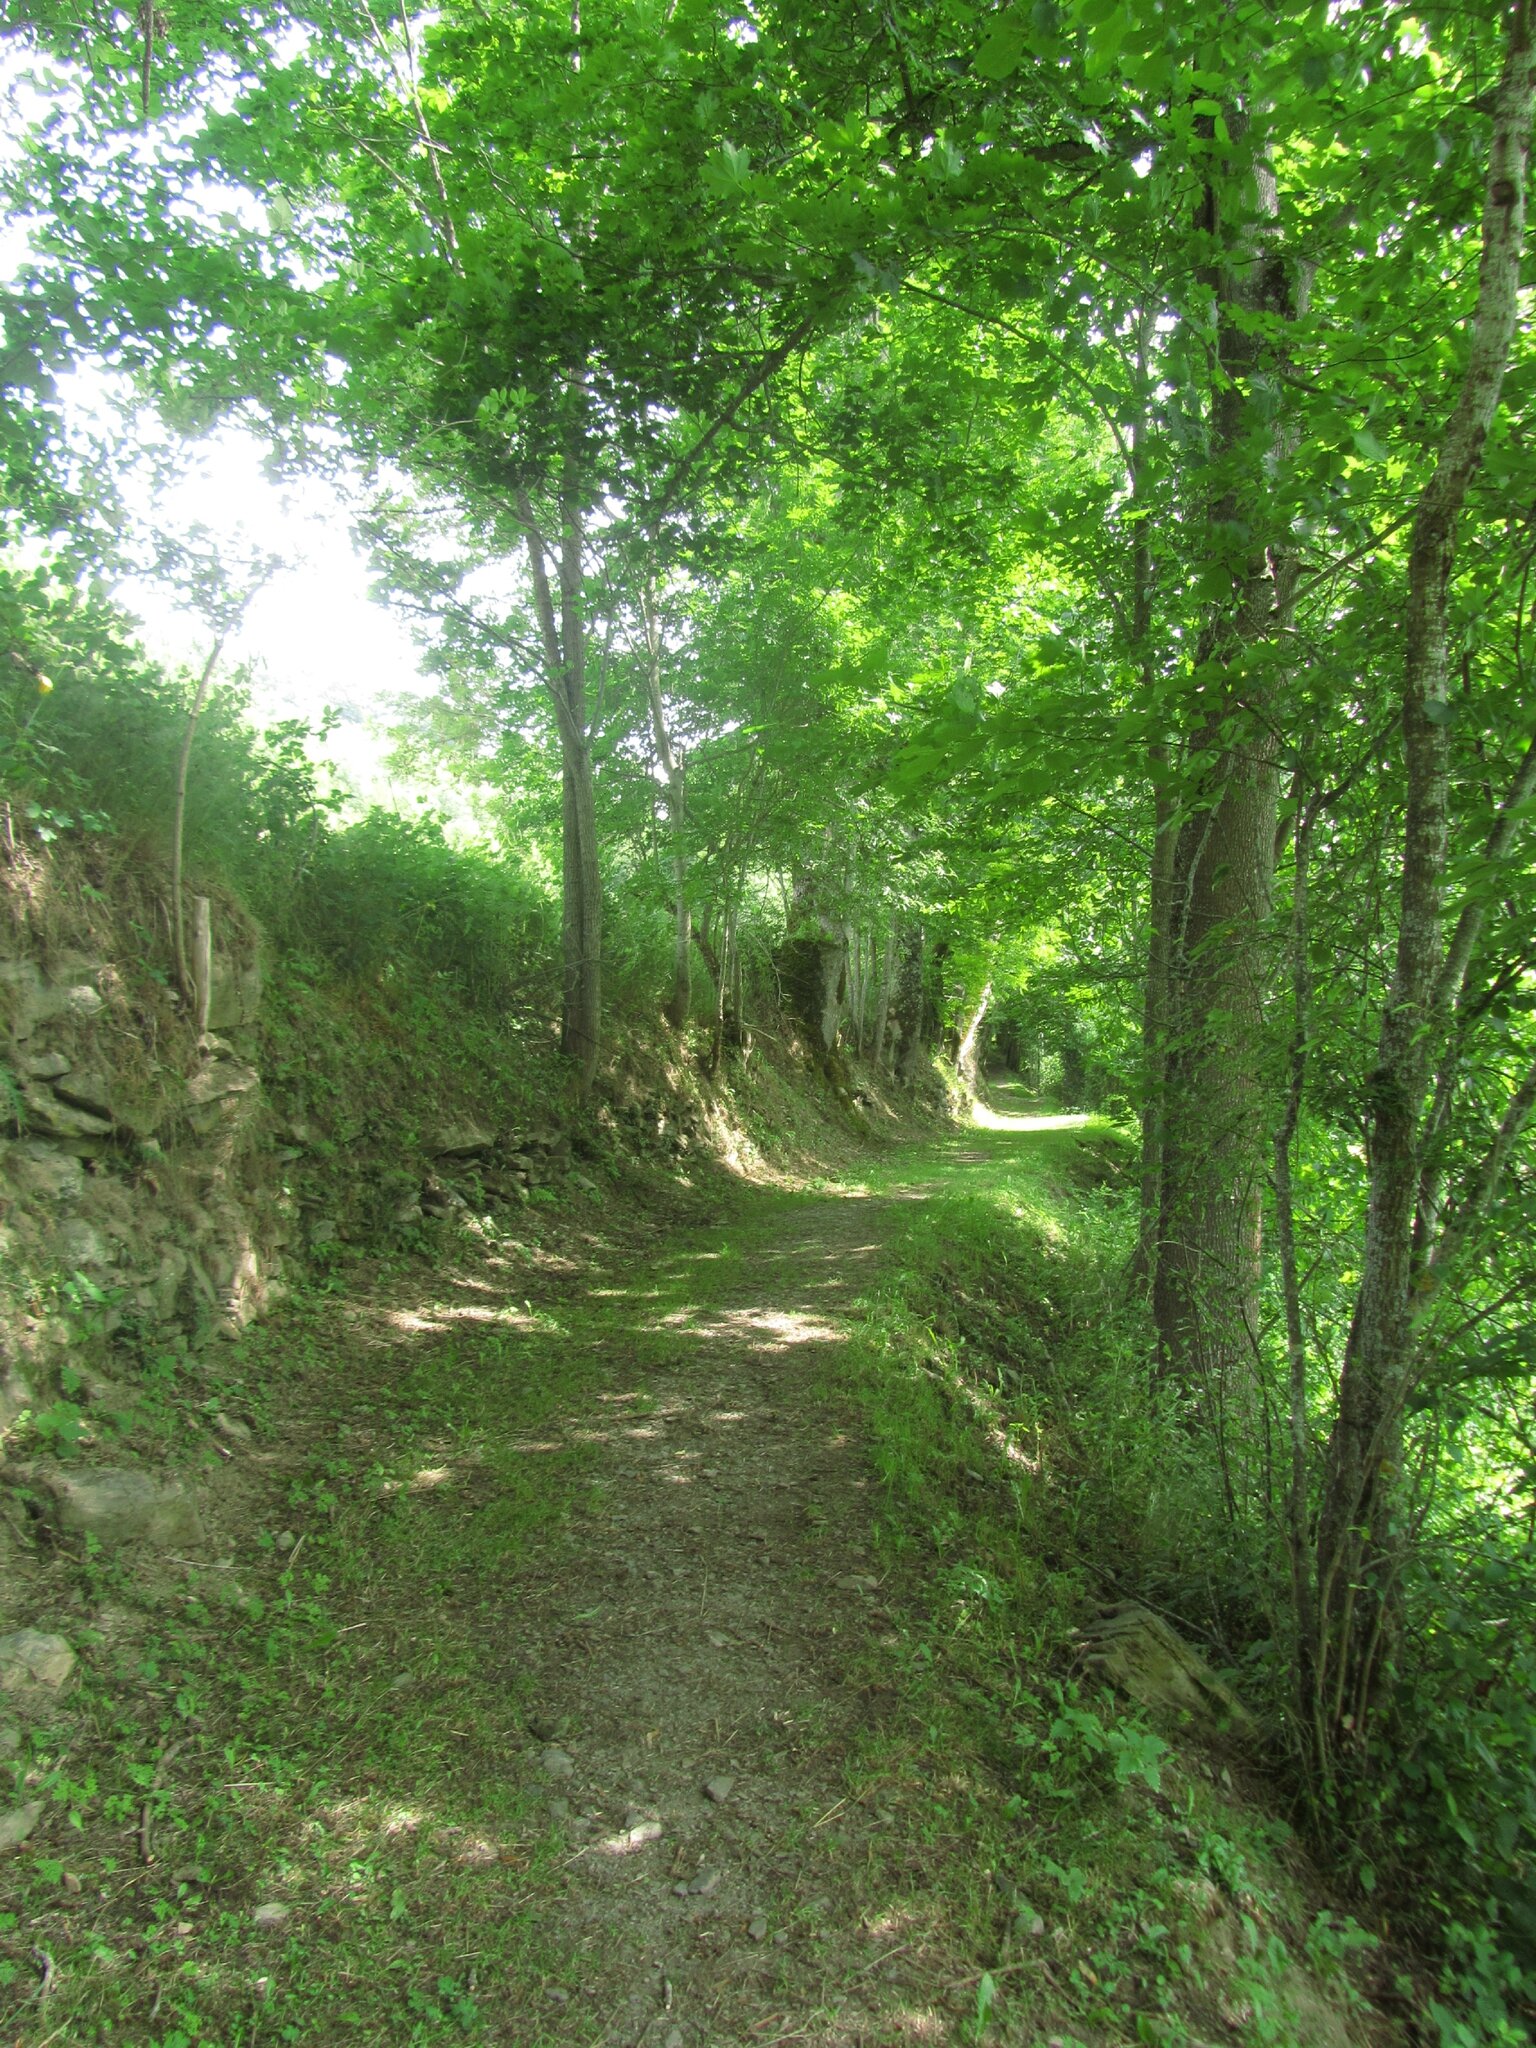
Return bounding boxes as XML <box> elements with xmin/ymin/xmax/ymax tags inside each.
<box><xmin>850</xmin><ymin>1940</ymin><xmax>914</xmax><ymax>1979</ymax></box>
<box><xmin>945</xmin><ymin>1956</ymin><xmax>1056</xmax><ymax>1994</ymax></box>
<box><xmin>139</xmin><ymin>1737</ymin><xmax>187</xmax><ymax>1864</ymax></box>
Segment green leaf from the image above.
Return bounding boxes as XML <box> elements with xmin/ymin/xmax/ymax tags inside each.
<box><xmin>1083</xmin><ymin>14</ymin><xmax>1126</xmax><ymax>75</ymax></box>
<box><xmin>973</xmin><ymin>19</ymin><xmax>1027</xmax><ymax>81</ymax></box>
<box><xmin>1351</xmin><ymin>425</ymin><xmax>1390</xmax><ymax>463</ymax></box>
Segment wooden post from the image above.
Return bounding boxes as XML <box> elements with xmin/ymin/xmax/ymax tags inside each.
<box><xmin>192</xmin><ymin>895</ymin><xmax>213</xmax><ymax>1040</ymax></box>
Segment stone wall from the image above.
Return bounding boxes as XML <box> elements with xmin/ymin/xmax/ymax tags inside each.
<box><xmin>0</xmin><ymin>893</ymin><xmax>285</xmax><ymax>1432</ymax></box>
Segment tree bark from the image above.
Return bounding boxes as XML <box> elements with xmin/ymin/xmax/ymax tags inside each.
<box><xmin>778</xmin><ymin>868</ymin><xmax>848</xmax><ymax>1056</ymax></box>
<box><xmin>1153</xmin><ymin>738</ymin><xmax>1279</xmax><ymax>1397</ymax></box>
<box><xmin>190</xmin><ymin>895</ymin><xmax>213</xmax><ymax>1041</ymax></box>
<box><xmin>640</xmin><ymin>584</ymin><xmax>691</xmax><ymax>1030</ymax></box>
<box><xmin>1310</xmin><ymin>2</ymin><xmax>1534</xmax><ymax>1770</ymax></box>
<box><xmin>1274</xmin><ymin>800</ymin><xmax>1321</xmax><ymax>1763</ymax></box>
<box><xmin>956</xmin><ymin>980</ymin><xmax>992</xmax><ymax>1088</ymax></box>
<box><xmin>1133</xmin><ymin>746</ymin><xmax>1177</xmax><ymax>1287</ymax></box>
<box><xmin>171</xmin><ymin>632</ymin><xmax>229</xmax><ymax>1008</ymax></box>
<box><xmin>890</xmin><ymin>923</ymin><xmax>928</xmax><ymax>1086</ymax></box>
<box><xmin>518</xmin><ymin>475</ymin><xmax>602</xmax><ymax>1100</ymax></box>
<box><xmin>848</xmin><ymin>928</ymin><xmax>867</xmax><ymax>1055</ymax></box>
<box><xmin>1153</xmin><ymin>125</ymin><xmax>1300</xmax><ymax>1404</ymax></box>
<box><xmin>872</xmin><ymin>915</ymin><xmax>898</xmax><ymax>1069</ymax></box>
<box><xmin>726</xmin><ymin>903</ymin><xmax>742</xmax><ymax>1045</ymax></box>
<box><xmin>1122</xmin><ymin>334</ymin><xmax>1175</xmax><ymax>1291</ymax></box>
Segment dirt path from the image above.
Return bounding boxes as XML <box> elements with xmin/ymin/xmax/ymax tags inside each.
<box><xmin>7</xmin><ymin>1122</ymin><xmax>986</xmax><ymax>2048</ymax></box>
<box><xmin>7</xmin><ymin>1099</ymin><xmax>1399</xmax><ymax>2048</ymax></box>
<box><xmin>296</xmin><ymin>1100</ymin><xmax>1082</xmax><ymax>2046</ymax></box>
<box><xmin>476</xmin><ymin>1180</ymin><xmax>927</xmax><ymax>2046</ymax></box>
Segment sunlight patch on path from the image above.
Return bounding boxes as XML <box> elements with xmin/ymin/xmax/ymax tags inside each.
<box><xmin>970</xmin><ymin>1103</ymin><xmax>1091</xmax><ymax>1133</ymax></box>
<box><xmin>691</xmin><ymin>1305</ymin><xmax>847</xmax><ymax>1347</ymax></box>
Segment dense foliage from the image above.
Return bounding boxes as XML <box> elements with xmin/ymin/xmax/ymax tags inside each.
<box><xmin>4</xmin><ymin>0</ymin><xmax>1535</xmax><ymax>2034</ymax></box>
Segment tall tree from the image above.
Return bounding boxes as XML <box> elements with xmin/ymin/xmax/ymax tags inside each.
<box><xmin>1151</xmin><ymin>103</ymin><xmax>1303</xmax><ymax>1409</ymax></box>
<box><xmin>1308</xmin><ymin>0</ymin><xmax>1536</xmax><ymax>1781</ymax></box>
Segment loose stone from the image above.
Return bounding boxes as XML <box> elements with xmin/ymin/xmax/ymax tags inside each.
<box><xmin>0</xmin><ymin>1802</ymin><xmax>43</xmax><ymax>1854</ymax></box>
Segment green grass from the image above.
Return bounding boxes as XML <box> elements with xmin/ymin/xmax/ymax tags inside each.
<box><xmin>0</xmin><ymin>1280</ymin><xmax>626</xmax><ymax>2047</ymax></box>
<box><xmin>813</xmin><ymin>1094</ymin><xmax>1373</xmax><ymax>2046</ymax></box>
<box><xmin>1</xmin><ymin>1094</ymin><xmax>1380</xmax><ymax>2047</ymax></box>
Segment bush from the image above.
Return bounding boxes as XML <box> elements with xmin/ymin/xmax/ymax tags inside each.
<box><xmin>295</xmin><ymin>811</ymin><xmax>556</xmax><ymax>1017</ymax></box>
<box><xmin>2</xmin><ymin>561</ymin><xmax>559</xmax><ymax>1018</ymax></box>
<box><xmin>3</xmin><ymin>562</ymin><xmax>335</xmax><ymax>902</ymax></box>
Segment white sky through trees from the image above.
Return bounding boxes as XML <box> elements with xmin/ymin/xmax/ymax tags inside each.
<box><xmin>1</xmin><ymin>46</ymin><xmax>427</xmax><ymax>803</ymax></box>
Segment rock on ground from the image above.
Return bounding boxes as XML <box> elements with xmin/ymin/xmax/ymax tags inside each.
<box><xmin>0</xmin><ymin>1629</ymin><xmax>76</xmax><ymax>1696</ymax></box>
<box><xmin>0</xmin><ymin>1800</ymin><xmax>43</xmax><ymax>1853</ymax></box>
<box><xmin>40</xmin><ymin>1467</ymin><xmax>204</xmax><ymax>1549</ymax></box>
<box><xmin>1078</xmin><ymin>1601</ymin><xmax>1258</xmax><ymax>1741</ymax></box>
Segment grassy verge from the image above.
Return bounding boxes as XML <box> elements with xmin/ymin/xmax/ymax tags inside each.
<box><xmin>823</xmin><ymin>1103</ymin><xmax>1382</xmax><ymax>2047</ymax></box>
<box><xmin>2</xmin><ymin>1093</ymin><xmax>1391</xmax><ymax>2048</ymax></box>
<box><xmin>0</xmin><ymin>1253</ymin><xmax>642</xmax><ymax>2047</ymax></box>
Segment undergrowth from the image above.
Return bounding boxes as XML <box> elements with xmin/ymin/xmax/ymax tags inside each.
<box><xmin>827</xmin><ymin>1102</ymin><xmax>1388</xmax><ymax>2046</ymax></box>
<box><xmin>828</xmin><ymin>1101</ymin><xmax>1536</xmax><ymax>2047</ymax></box>
<box><xmin>0</xmin><ymin>1265</ymin><xmax>625</xmax><ymax>2046</ymax></box>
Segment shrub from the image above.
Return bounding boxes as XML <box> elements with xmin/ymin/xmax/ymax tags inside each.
<box><xmin>294</xmin><ymin>810</ymin><xmax>556</xmax><ymax>1017</ymax></box>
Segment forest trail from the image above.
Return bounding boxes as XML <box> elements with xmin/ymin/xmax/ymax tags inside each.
<box><xmin>493</xmin><ymin>1169</ymin><xmax>905</xmax><ymax>2046</ymax></box>
<box><xmin>298</xmin><ymin>1089</ymin><xmax>1083</xmax><ymax>2048</ymax></box>
<box><xmin>5</xmin><ymin>1097</ymin><xmax>1390</xmax><ymax>2048</ymax></box>
<box><xmin>6</xmin><ymin>1093</ymin><xmax>1147</xmax><ymax>2048</ymax></box>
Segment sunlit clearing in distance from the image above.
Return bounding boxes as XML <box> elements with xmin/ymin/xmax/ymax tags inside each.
<box><xmin>970</xmin><ymin>1103</ymin><xmax>1090</xmax><ymax>1133</ymax></box>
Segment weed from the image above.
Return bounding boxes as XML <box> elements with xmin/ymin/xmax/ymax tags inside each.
<box><xmin>819</xmin><ymin>1098</ymin><xmax>1376</xmax><ymax>2046</ymax></box>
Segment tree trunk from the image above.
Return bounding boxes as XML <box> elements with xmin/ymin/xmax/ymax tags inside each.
<box><xmin>956</xmin><ymin>980</ymin><xmax>992</xmax><ymax>1088</ymax></box>
<box><xmin>1133</xmin><ymin>758</ymin><xmax>1177</xmax><ymax>1286</ymax></box>
<box><xmin>778</xmin><ymin>869</ymin><xmax>847</xmax><ymax>1055</ymax></box>
<box><xmin>640</xmin><ymin>584</ymin><xmax>691</xmax><ymax>1031</ymax></box>
<box><xmin>671</xmin><ymin>866</ymin><xmax>693</xmax><ymax>1029</ymax></box>
<box><xmin>1275</xmin><ymin>801</ymin><xmax>1321</xmax><ymax>1763</ymax></box>
<box><xmin>848</xmin><ymin>929</ymin><xmax>867</xmax><ymax>1055</ymax></box>
<box><xmin>1060</xmin><ymin>1036</ymin><xmax>1087</xmax><ymax>1107</ymax></box>
<box><xmin>872</xmin><ymin>916</ymin><xmax>898</xmax><ymax>1069</ymax></box>
<box><xmin>1153</xmin><ymin>123</ymin><xmax>1299</xmax><ymax>1404</ymax></box>
<box><xmin>726</xmin><ymin>903</ymin><xmax>743</xmax><ymax>1045</ymax></box>
<box><xmin>1122</xmin><ymin>329</ymin><xmax>1175</xmax><ymax>1291</ymax></box>
<box><xmin>1310</xmin><ymin>6</ymin><xmax>1534</xmax><ymax>1773</ymax></box>
<box><xmin>171</xmin><ymin>632</ymin><xmax>229</xmax><ymax>1008</ymax></box>
<box><xmin>519</xmin><ymin>476</ymin><xmax>601</xmax><ymax>1100</ymax></box>
<box><xmin>1152</xmin><ymin>735</ymin><xmax>1279</xmax><ymax>1400</ymax></box>
<box><xmin>1019</xmin><ymin>1032</ymin><xmax>1039</xmax><ymax>1091</ymax></box>
<box><xmin>190</xmin><ymin>895</ymin><xmax>213</xmax><ymax>1041</ymax></box>
<box><xmin>890</xmin><ymin>924</ymin><xmax>927</xmax><ymax>1086</ymax></box>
